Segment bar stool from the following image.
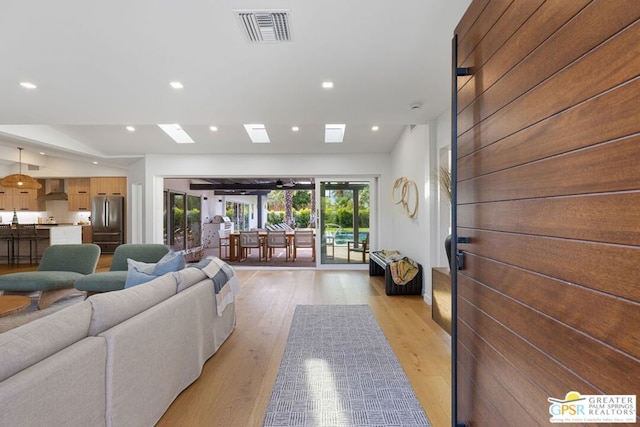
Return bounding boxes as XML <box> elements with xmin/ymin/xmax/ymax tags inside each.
<box><xmin>14</xmin><ymin>224</ymin><xmax>39</xmax><ymax>265</ymax></box>
<box><xmin>0</xmin><ymin>224</ymin><xmax>14</xmax><ymax>265</ymax></box>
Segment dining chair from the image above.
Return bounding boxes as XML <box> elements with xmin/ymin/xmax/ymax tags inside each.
<box><xmin>218</xmin><ymin>229</ymin><xmax>230</xmax><ymax>259</ymax></box>
<box><xmin>293</xmin><ymin>229</ymin><xmax>315</xmax><ymax>261</ymax></box>
<box><xmin>266</xmin><ymin>230</ymin><xmax>289</xmax><ymax>261</ymax></box>
<box><xmin>239</xmin><ymin>231</ymin><xmax>264</xmax><ymax>261</ymax></box>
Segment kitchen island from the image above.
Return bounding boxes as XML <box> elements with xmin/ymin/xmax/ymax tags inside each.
<box><xmin>0</xmin><ymin>224</ymin><xmax>84</xmax><ymax>265</ymax></box>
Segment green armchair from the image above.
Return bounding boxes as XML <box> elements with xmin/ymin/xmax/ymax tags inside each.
<box><xmin>0</xmin><ymin>244</ymin><xmax>101</xmax><ymax>309</ymax></box>
<box><xmin>74</xmin><ymin>243</ymin><xmax>169</xmax><ymax>295</ymax></box>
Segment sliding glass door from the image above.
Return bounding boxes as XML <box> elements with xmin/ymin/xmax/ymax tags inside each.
<box><xmin>318</xmin><ymin>179</ymin><xmax>372</xmax><ymax>266</ymax></box>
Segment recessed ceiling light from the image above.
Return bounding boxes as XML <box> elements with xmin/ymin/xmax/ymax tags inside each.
<box><xmin>39</xmin><ymin>152</ymin><xmax>45</xmax><ymax>155</ymax></box>
<box><xmin>126</xmin><ymin>126</ymin><xmax>135</xmax><ymax>132</ymax></box>
<box><xmin>158</xmin><ymin>124</ymin><xmax>195</xmax><ymax>143</ymax></box>
<box><xmin>322</xmin><ymin>81</ymin><xmax>334</xmax><ymax>89</ymax></box>
<box><xmin>243</xmin><ymin>124</ymin><xmax>270</xmax><ymax>143</ymax></box>
<box><xmin>371</xmin><ymin>126</ymin><xmax>379</xmax><ymax>131</ymax></box>
<box><xmin>169</xmin><ymin>81</ymin><xmax>183</xmax><ymax>89</ymax></box>
<box><xmin>292</xmin><ymin>126</ymin><xmax>299</xmax><ymax>132</ymax></box>
<box><xmin>92</xmin><ymin>161</ymin><xmax>99</xmax><ymax>165</ymax></box>
<box><xmin>20</xmin><ymin>82</ymin><xmax>37</xmax><ymax>89</ymax></box>
<box><xmin>325</xmin><ymin>124</ymin><xmax>345</xmax><ymax>143</ymax></box>
<box><xmin>209</xmin><ymin>126</ymin><xmax>218</xmax><ymax>132</ymax></box>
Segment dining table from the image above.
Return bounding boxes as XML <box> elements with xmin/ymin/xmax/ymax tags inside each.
<box><xmin>227</xmin><ymin>230</ymin><xmax>315</xmax><ymax>262</ymax></box>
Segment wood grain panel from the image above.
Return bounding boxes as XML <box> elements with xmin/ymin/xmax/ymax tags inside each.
<box><xmin>458</xmin><ymin>192</ymin><xmax>640</xmax><ymax>246</ymax></box>
<box><xmin>458</xmin><ymin>0</ymin><xmax>640</xmax><ymax>134</ymax></box>
<box><xmin>457</xmin><ymin>227</ymin><xmax>640</xmax><ymax>302</ymax></box>
<box><xmin>458</xmin><ymin>295</ymin><xmax>601</xmax><ymax>400</ymax></box>
<box><xmin>456</xmin><ymin>0</ymin><xmax>514</xmax><ymax>71</ymax></box>
<box><xmin>458</xmin><ymin>0</ymin><xmax>589</xmax><ymax>112</ymax></box>
<box><xmin>456</xmin><ymin>346</ymin><xmax>509</xmax><ymax>426</ymax></box>
<box><xmin>457</xmin><ymin>331</ymin><xmax>541</xmax><ymax>426</ymax></box>
<box><xmin>458</xmin><ymin>77</ymin><xmax>640</xmax><ymax>180</ymax></box>
<box><xmin>454</xmin><ymin>2</ymin><xmax>640</xmax><ymax>425</ymax></box>
<box><xmin>462</xmin><ymin>253</ymin><xmax>640</xmax><ymax>358</ymax></box>
<box><xmin>458</xmin><ymin>314</ymin><xmax>563</xmax><ymax>425</ymax></box>
<box><xmin>454</xmin><ymin>0</ymin><xmax>490</xmax><ymax>48</ymax></box>
<box><xmin>457</xmin><ymin>20</ymin><xmax>640</xmax><ymax>156</ymax></box>
<box><xmin>458</xmin><ymin>135</ymin><xmax>640</xmax><ymax>203</ymax></box>
<box><xmin>458</xmin><ymin>274</ymin><xmax>640</xmax><ymax>395</ymax></box>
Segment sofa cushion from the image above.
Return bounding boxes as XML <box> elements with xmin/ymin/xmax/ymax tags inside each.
<box><xmin>0</xmin><ymin>300</ymin><xmax>93</xmax><ymax>381</ymax></box>
<box><xmin>87</xmin><ymin>272</ymin><xmax>177</xmax><ymax>336</ymax></box>
<box><xmin>0</xmin><ymin>337</ymin><xmax>107</xmax><ymax>427</ymax></box>
<box><xmin>175</xmin><ymin>267</ymin><xmax>207</xmax><ymax>293</ymax></box>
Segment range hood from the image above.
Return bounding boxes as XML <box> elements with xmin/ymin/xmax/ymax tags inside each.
<box><xmin>38</xmin><ymin>179</ymin><xmax>68</xmax><ymax>201</ymax></box>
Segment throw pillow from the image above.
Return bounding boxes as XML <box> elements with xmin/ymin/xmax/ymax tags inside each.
<box><xmin>124</xmin><ymin>269</ymin><xmax>156</xmax><ymax>288</ymax></box>
<box><xmin>153</xmin><ymin>250</ymin><xmax>186</xmax><ymax>276</ymax></box>
<box><xmin>124</xmin><ymin>258</ymin><xmax>157</xmax><ymax>288</ymax></box>
<box><xmin>127</xmin><ymin>258</ymin><xmax>156</xmax><ymax>274</ymax></box>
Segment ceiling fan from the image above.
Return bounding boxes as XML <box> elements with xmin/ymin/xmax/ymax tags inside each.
<box><xmin>275</xmin><ymin>179</ymin><xmax>296</xmax><ymax>188</ymax></box>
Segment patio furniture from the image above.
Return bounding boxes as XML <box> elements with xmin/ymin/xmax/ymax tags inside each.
<box><xmin>239</xmin><ymin>231</ymin><xmax>263</xmax><ymax>261</ymax></box>
<box><xmin>293</xmin><ymin>229</ymin><xmax>315</xmax><ymax>261</ymax></box>
<box><xmin>219</xmin><ymin>229</ymin><xmax>230</xmax><ymax>259</ymax></box>
<box><xmin>347</xmin><ymin>232</ymin><xmax>369</xmax><ymax>263</ymax></box>
<box><xmin>266</xmin><ymin>230</ymin><xmax>289</xmax><ymax>261</ymax></box>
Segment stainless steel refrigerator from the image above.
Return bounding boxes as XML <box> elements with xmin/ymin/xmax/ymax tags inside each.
<box><xmin>91</xmin><ymin>196</ymin><xmax>124</xmax><ymax>253</ymax></box>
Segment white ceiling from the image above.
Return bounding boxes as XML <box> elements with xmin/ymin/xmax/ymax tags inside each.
<box><xmin>0</xmin><ymin>0</ymin><xmax>470</xmax><ymax>168</ymax></box>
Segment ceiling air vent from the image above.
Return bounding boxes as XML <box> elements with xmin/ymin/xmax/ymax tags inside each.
<box><xmin>235</xmin><ymin>10</ymin><xmax>291</xmax><ymax>42</ymax></box>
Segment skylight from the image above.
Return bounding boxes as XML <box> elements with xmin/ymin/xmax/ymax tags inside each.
<box><xmin>324</xmin><ymin>124</ymin><xmax>345</xmax><ymax>143</ymax></box>
<box><xmin>158</xmin><ymin>124</ymin><xmax>194</xmax><ymax>143</ymax></box>
<box><xmin>243</xmin><ymin>124</ymin><xmax>270</xmax><ymax>143</ymax></box>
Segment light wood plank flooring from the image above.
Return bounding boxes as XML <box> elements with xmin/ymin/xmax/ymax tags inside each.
<box><xmin>157</xmin><ymin>269</ymin><xmax>452</xmax><ymax>427</ymax></box>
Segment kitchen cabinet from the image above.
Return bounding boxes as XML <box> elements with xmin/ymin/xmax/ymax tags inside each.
<box><xmin>68</xmin><ymin>194</ymin><xmax>91</xmax><ymax>211</ymax></box>
<box><xmin>82</xmin><ymin>225</ymin><xmax>92</xmax><ymax>243</ymax></box>
<box><xmin>0</xmin><ymin>185</ymin><xmax>45</xmax><ymax>211</ymax></box>
<box><xmin>67</xmin><ymin>178</ymin><xmax>91</xmax><ymax>195</ymax></box>
<box><xmin>91</xmin><ymin>177</ymin><xmax>126</xmax><ymax>197</ymax></box>
<box><xmin>68</xmin><ymin>178</ymin><xmax>91</xmax><ymax>211</ymax></box>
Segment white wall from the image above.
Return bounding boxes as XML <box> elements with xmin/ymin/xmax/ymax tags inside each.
<box><xmin>389</xmin><ymin>115</ymin><xmax>451</xmax><ymax>304</ymax></box>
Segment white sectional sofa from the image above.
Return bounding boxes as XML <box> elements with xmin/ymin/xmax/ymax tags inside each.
<box><xmin>0</xmin><ymin>261</ymin><xmax>238</xmax><ymax>427</ymax></box>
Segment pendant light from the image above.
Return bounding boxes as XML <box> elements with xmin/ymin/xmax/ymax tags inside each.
<box><xmin>0</xmin><ymin>147</ymin><xmax>42</xmax><ymax>189</ymax></box>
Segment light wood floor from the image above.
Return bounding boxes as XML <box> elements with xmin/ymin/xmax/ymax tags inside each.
<box><xmin>0</xmin><ymin>260</ymin><xmax>452</xmax><ymax>426</ymax></box>
<box><xmin>157</xmin><ymin>269</ymin><xmax>452</xmax><ymax>427</ymax></box>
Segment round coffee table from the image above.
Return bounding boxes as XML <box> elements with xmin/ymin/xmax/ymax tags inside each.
<box><xmin>0</xmin><ymin>295</ymin><xmax>32</xmax><ymax>317</ymax></box>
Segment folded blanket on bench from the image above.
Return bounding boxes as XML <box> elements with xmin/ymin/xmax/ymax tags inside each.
<box><xmin>389</xmin><ymin>257</ymin><xmax>420</xmax><ymax>285</ymax></box>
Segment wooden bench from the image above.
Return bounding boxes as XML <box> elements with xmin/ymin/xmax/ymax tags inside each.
<box><xmin>369</xmin><ymin>251</ymin><xmax>422</xmax><ymax>296</ymax></box>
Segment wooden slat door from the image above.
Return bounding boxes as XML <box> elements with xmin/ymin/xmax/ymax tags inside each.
<box><xmin>453</xmin><ymin>1</ymin><xmax>640</xmax><ymax>425</ymax></box>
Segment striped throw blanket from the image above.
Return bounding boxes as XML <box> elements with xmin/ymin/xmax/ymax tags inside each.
<box><xmin>195</xmin><ymin>257</ymin><xmax>241</xmax><ymax>316</ymax></box>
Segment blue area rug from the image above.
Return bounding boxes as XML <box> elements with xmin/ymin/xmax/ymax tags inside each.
<box><xmin>263</xmin><ymin>304</ymin><xmax>430</xmax><ymax>426</ymax></box>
